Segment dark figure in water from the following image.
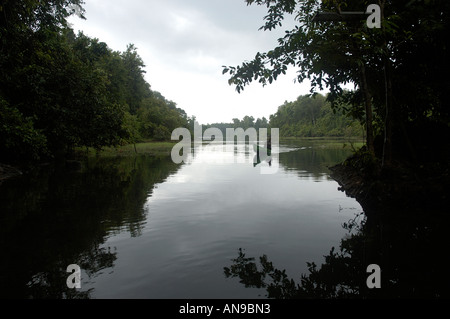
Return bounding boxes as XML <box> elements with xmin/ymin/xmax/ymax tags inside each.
<box><xmin>265</xmin><ymin>137</ymin><xmax>272</xmax><ymax>167</ymax></box>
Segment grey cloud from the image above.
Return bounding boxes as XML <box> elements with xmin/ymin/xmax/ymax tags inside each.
<box><xmin>79</xmin><ymin>0</ymin><xmax>293</xmax><ymax>65</ymax></box>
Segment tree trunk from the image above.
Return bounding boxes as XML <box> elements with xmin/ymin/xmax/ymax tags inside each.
<box><xmin>360</xmin><ymin>63</ymin><xmax>375</xmax><ymax>156</ymax></box>
<box><xmin>380</xmin><ymin>0</ymin><xmax>393</xmax><ymax>167</ymax></box>
<box><xmin>382</xmin><ymin>57</ymin><xmax>393</xmax><ymax>166</ymax></box>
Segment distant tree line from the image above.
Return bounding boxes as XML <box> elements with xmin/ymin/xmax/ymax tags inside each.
<box><xmin>202</xmin><ymin>94</ymin><xmax>362</xmax><ymax>139</ymax></box>
<box><xmin>0</xmin><ymin>0</ymin><xmax>189</xmax><ymax>164</ymax></box>
<box><xmin>269</xmin><ymin>93</ymin><xmax>363</xmax><ymax>138</ymax></box>
<box><xmin>202</xmin><ymin>116</ymin><xmax>269</xmax><ymax>138</ymax></box>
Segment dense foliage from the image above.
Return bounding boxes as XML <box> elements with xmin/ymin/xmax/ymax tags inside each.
<box><xmin>202</xmin><ymin>94</ymin><xmax>362</xmax><ymax>139</ymax></box>
<box><xmin>0</xmin><ymin>0</ymin><xmax>189</xmax><ymax>164</ymax></box>
<box><xmin>269</xmin><ymin>93</ymin><xmax>363</xmax><ymax>137</ymax></box>
<box><xmin>224</xmin><ymin>0</ymin><xmax>450</xmax><ymax>166</ymax></box>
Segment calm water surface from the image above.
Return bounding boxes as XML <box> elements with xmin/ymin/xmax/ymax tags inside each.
<box><xmin>0</xmin><ymin>140</ymin><xmax>362</xmax><ymax>298</ymax></box>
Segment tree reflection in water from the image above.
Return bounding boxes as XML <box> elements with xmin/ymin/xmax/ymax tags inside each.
<box><xmin>225</xmin><ymin>206</ymin><xmax>450</xmax><ymax>299</ymax></box>
<box><xmin>26</xmin><ymin>246</ymin><xmax>117</xmax><ymax>299</ymax></box>
<box><xmin>0</xmin><ymin>155</ymin><xmax>182</xmax><ymax>299</ymax></box>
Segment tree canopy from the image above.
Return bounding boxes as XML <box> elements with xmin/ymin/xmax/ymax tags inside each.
<box><xmin>269</xmin><ymin>93</ymin><xmax>363</xmax><ymax>137</ymax></box>
<box><xmin>223</xmin><ymin>0</ymin><xmax>450</xmax><ymax>165</ymax></box>
<box><xmin>0</xmin><ymin>0</ymin><xmax>189</xmax><ymax>164</ymax></box>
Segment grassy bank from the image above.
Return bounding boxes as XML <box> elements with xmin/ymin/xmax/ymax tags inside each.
<box><xmin>280</xmin><ymin>137</ymin><xmax>365</xmax><ymax>151</ymax></box>
<box><xmin>80</xmin><ymin>141</ymin><xmax>177</xmax><ymax>158</ymax></box>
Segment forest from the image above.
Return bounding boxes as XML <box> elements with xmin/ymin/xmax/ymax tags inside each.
<box><xmin>0</xmin><ymin>1</ymin><xmax>190</xmax><ymax>164</ymax></box>
<box><xmin>269</xmin><ymin>93</ymin><xmax>363</xmax><ymax>138</ymax></box>
<box><xmin>203</xmin><ymin>93</ymin><xmax>363</xmax><ymax>139</ymax></box>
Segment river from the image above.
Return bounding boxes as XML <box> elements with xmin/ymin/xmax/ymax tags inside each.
<box><xmin>0</xmin><ymin>139</ymin><xmax>364</xmax><ymax>298</ymax></box>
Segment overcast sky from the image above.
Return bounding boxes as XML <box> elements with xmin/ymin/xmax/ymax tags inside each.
<box><xmin>68</xmin><ymin>0</ymin><xmax>318</xmax><ymax>124</ymax></box>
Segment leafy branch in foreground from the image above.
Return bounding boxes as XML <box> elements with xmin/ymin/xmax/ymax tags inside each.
<box><xmin>223</xmin><ymin>0</ymin><xmax>450</xmax><ymax>166</ymax></box>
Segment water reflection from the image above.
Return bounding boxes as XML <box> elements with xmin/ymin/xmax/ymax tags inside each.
<box><xmin>1</xmin><ymin>140</ymin><xmax>362</xmax><ymax>299</ymax></box>
<box><xmin>190</xmin><ymin>141</ymin><xmax>349</xmax><ymax>181</ymax></box>
<box><xmin>279</xmin><ymin>146</ymin><xmax>351</xmax><ymax>181</ymax></box>
<box><xmin>0</xmin><ymin>155</ymin><xmax>182</xmax><ymax>298</ymax></box>
<box><xmin>253</xmin><ymin>144</ymin><xmax>272</xmax><ymax>167</ymax></box>
<box><xmin>224</xmin><ymin>201</ymin><xmax>450</xmax><ymax>298</ymax></box>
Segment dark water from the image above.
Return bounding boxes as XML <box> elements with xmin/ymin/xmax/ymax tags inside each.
<box><xmin>2</xmin><ymin>140</ymin><xmax>447</xmax><ymax>299</ymax></box>
<box><xmin>0</xmin><ymin>140</ymin><xmax>361</xmax><ymax>298</ymax></box>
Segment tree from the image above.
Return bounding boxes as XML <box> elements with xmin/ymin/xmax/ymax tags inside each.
<box><xmin>242</xmin><ymin>115</ymin><xmax>255</xmax><ymax>130</ymax></box>
<box><xmin>0</xmin><ymin>0</ymin><xmax>87</xmax><ymax>162</ymax></box>
<box><xmin>137</xmin><ymin>92</ymin><xmax>189</xmax><ymax>140</ymax></box>
<box><xmin>0</xmin><ymin>97</ymin><xmax>48</xmax><ymax>161</ymax></box>
<box><xmin>122</xmin><ymin>112</ymin><xmax>141</xmax><ymax>153</ymax></box>
<box><xmin>0</xmin><ymin>1</ymin><xmax>191</xmax><ymax>163</ymax></box>
<box><xmin>121</xmin><ymin>44</ymin><xmax>151</xmax><ymax>114</ymax></box>
<box><xmin>223</xmin><ymin>0</ymin><xmax>377</xmax><ymax>153</ymax></box>
<box><xmin>223</xmin><ymin>0</ymin><xmax>450</xmax><ymax>164</ymax></box>
<box><xmin>269</xmin><ymin>93</ymin><xmax>362</xmax><ymax>137</ymax></box>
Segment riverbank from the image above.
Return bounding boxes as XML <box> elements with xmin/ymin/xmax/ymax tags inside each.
<box><xmin>280</xmin><ymin>137</ymin><xmax>364</xmax><ymax>150</ymax></box>
<box><xmin>329</xmin><ymin>151</ymin><xmax>450</xmax><ymax>215</ymax></box>
<box><xmin>78</xmin><ymin>141</ymin><xmax>177</xmax><ymax>158</ymax></box>
<box><xmin>0</xmin><ymin>141</ymin><xmax>177</xmax><ymax>185</ymax></box>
